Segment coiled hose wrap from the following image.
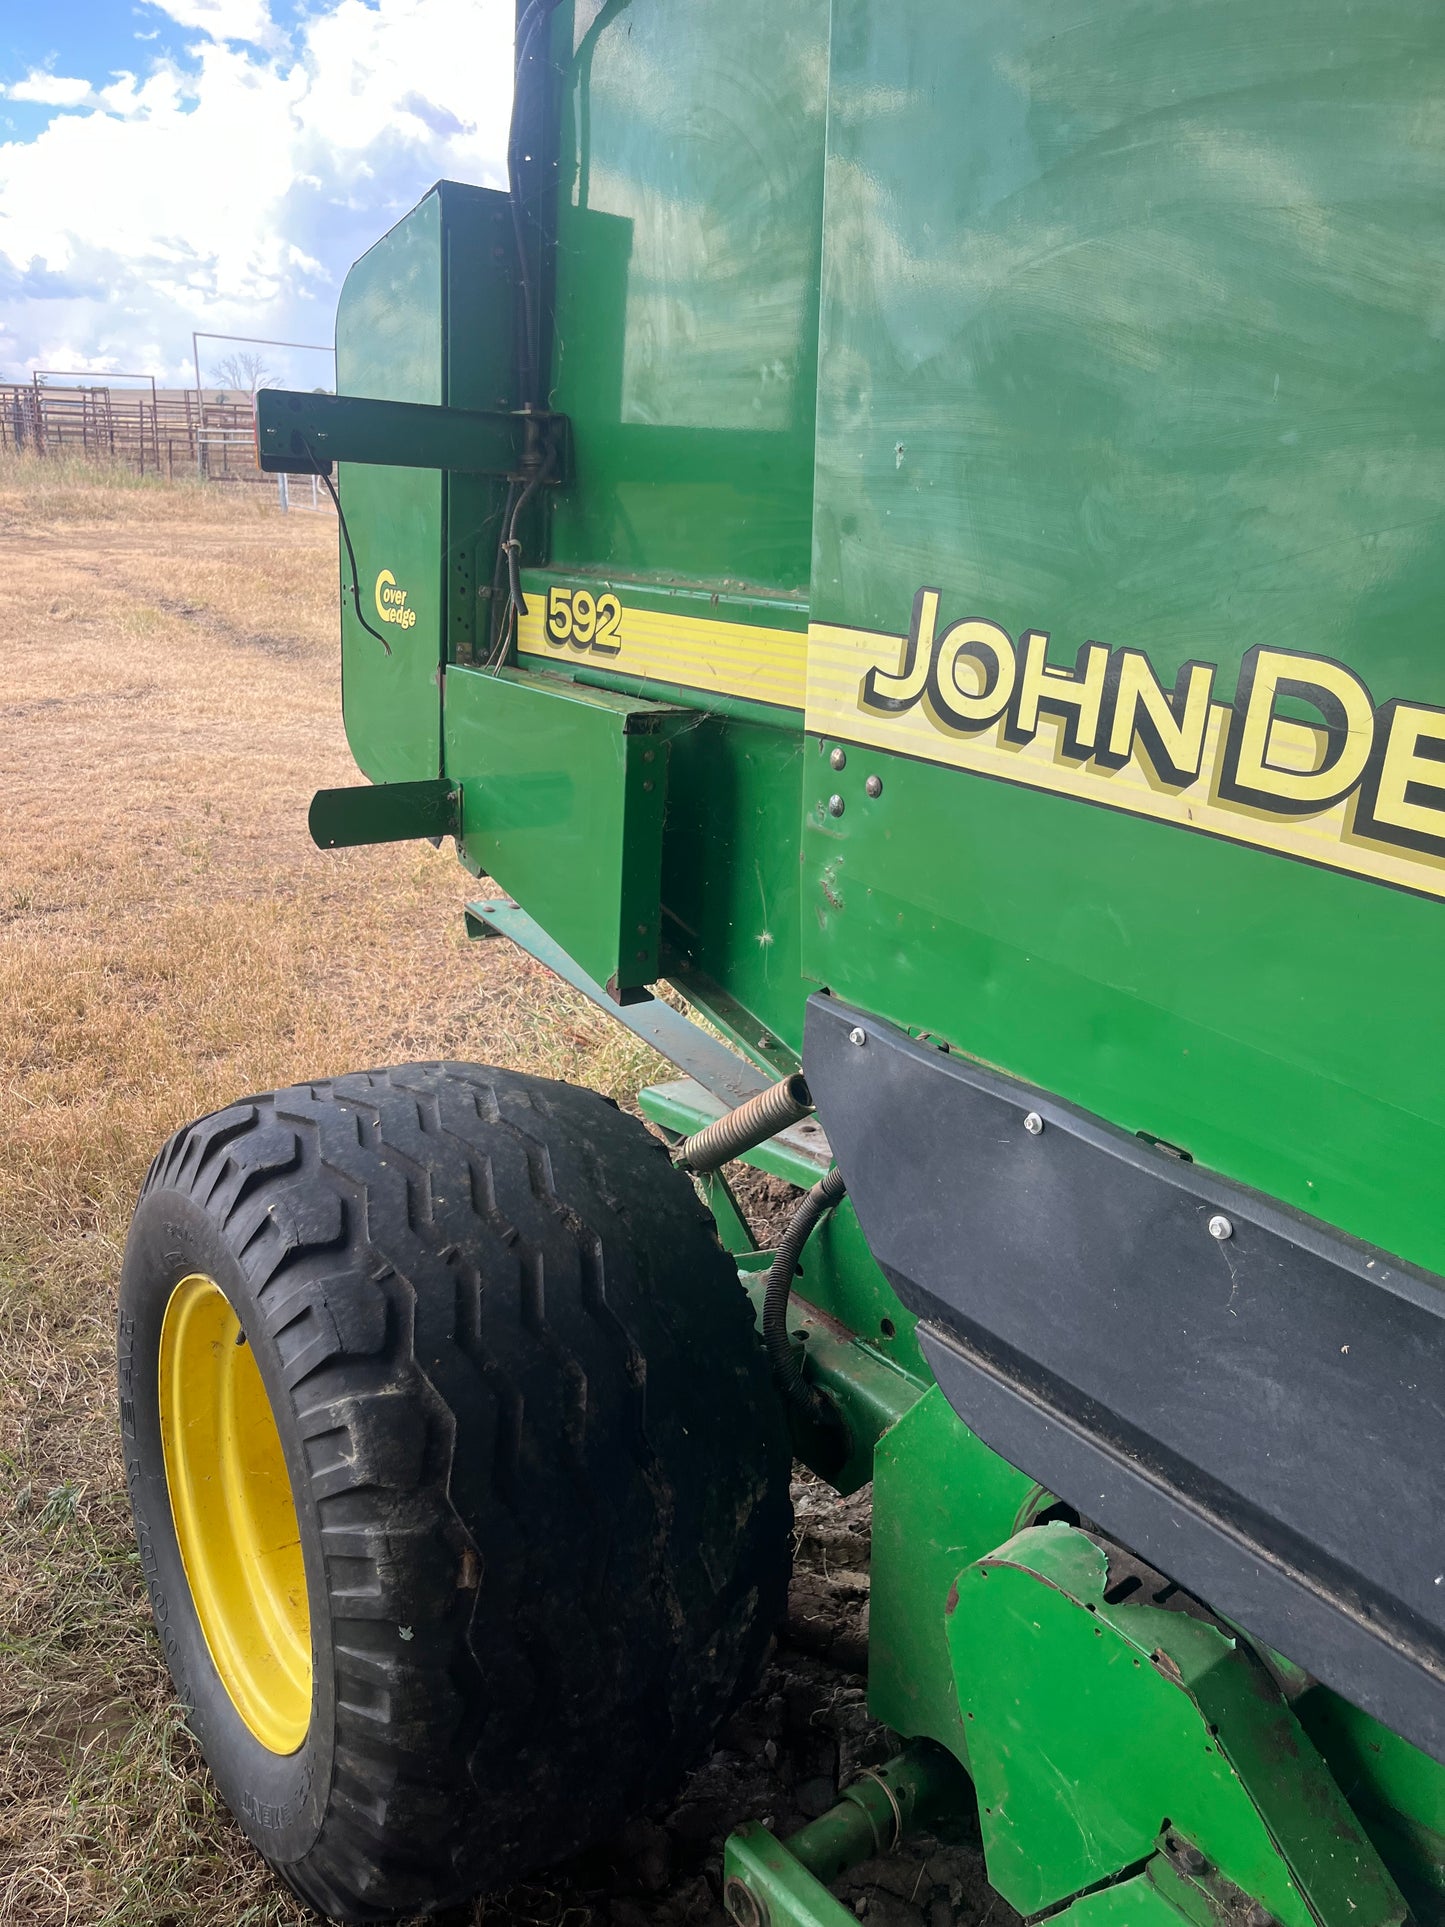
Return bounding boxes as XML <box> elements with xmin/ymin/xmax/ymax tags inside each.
<box><xmin>674</xmin><ymin>1074</ymin><xmax>813</xmax><ymax>1174</ymax></box>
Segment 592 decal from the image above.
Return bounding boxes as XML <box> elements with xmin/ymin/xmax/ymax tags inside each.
<box><xmin>545</xmin><ymin>586</ymin><xmax>622</xmax><ymax>655</ymax></box>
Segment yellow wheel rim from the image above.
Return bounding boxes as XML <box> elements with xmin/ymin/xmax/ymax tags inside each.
<box><xmin>159</xmin><ymin>1274</ymin><xmax>312</xmax><ymax>1754</ymax></box>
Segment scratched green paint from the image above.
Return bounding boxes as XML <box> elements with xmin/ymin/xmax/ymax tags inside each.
<box><xmin>1047</xmin><ymin>1868</ymin><xmax>1195</xmax><ymax>1926</ymax></box>
<box><xmin>950</xmin><ymin>1528</ymin><xmax>1406</xmax><ymax>1923</ymax></box>
<box><xmin>1299</xmin><ymin>1690</ymin><xmax>1445</xmax><ymax>1910</ymax></box>
<box><xmin>547</xmin><ymin>0</ymin><xmax>827</xmax><ymax>593</ymax></box>
<box><xmin>806</xmin><ymin>0</ymin><xmax>1445</xmax><ymax>1277</ymax></box>
<box><xmin>868</xmin><ymin>1389</ymin><xmax>1035</xmax><ymax>1767</ymax></box>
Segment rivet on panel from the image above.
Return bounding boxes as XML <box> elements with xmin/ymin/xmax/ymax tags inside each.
<box><xmin>865</xmin><ymin>774</ymin><xmax>883</xmax><ymax>798</ymax></box>
<box><xmin>827</xmin><ymin>794</ymin><xmax>845</xmax><ymax>817</ymax></box>
<box><xmin>830</xmin><ymin>746</ymin><xmax>847</xmax><ymax>771</ymax></box>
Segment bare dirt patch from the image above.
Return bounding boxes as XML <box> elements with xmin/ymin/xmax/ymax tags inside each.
<box><xmin>0</xmin><ymin>457</ymin><xmax>1008</xmax><ymax>1927</ymax></box>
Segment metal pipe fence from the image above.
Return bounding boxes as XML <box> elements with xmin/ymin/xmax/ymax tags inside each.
<box><xmin>0</xmin><ymin>380</ymin><xmax>272</xmax><ymax>483</ymax></box>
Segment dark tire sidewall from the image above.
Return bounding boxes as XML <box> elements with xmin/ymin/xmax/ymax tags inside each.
<box><xmin>118</xmin><ymin>1188</ymin><xmax>333</xmax><ymax>1866</ymax></box>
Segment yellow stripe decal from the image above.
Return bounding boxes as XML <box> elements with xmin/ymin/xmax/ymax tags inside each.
<box><xmin>518</xmin><ymin>588</ymin><xmax>806</xmax><ymax>711</ymax></box>
<box><xmin>805</xmin><ymin>598</ymin><xmax>1445</xmax><ymax>903</ymax></box>
<box><xmin>519</xmin><ymin>574</ymin><xmax>1445</xmax><ymax>901</ymax></box>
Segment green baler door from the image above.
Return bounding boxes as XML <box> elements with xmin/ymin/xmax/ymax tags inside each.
<box><xmin>804</xmin><ymin>0</ymin><xmax>1445</xmax><ymax>1280</ymax></box>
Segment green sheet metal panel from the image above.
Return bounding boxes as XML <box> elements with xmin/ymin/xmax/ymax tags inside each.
<box><xmin>513</xmin><ymin>0</ymin><xmax>834</xmax><ymax>1048</ymax></box>
<box><xmin>509</xmin><ymin>567</ymin><xmax>814</xmax><ymax>1052</ymax></box>
<box><xmin>653</xmin><ymin>713</ymin><xmax>810</xmax><ymax>1056</ymax></box>
<box><xmin>335</xmin><ymin>189</ymin><xmax>446</xmax><ymax>783</ymax></box>
<box><xmin>948</xmin><ymin>1529</ymin><xmax>1406</xmax><ymax>1924</ymax></box>
<box><xmin>334</xmin><ymin>181</ymin><xmax>514</xmax><ymax>765</ymax></box>
<box><xmin>804</xmin><ymin>1</ymin><xmax>1445</xmax><ymax>1276</ymax></box>
<box><xmin>867</xmin><ymin>1388</ymin><xmax>1035</xmax><ymax>1766</ymax></box>
<box><xmin>1300</xmin><ymin>1690</ymin><xmax>1445</xmax><ymax>1912</ymax></box>
<box><xmin>444</xmin><ymin>665</ymin><xmax>686</xmax><ymax>998</ymax></box>
<box><xmin>546</xmin><ymin>0</ymin><xmax>828</xmax><ymax>594</ymax></box>
<box><xmin>441</xmin><ymin>184</ymin><xmax>517</xmax><ymax>669</ymax></box>
<box><xmin>1048</xmin><ymin>1872</ymin><xmax>1192</xmax><ymax>1927</ymax></box>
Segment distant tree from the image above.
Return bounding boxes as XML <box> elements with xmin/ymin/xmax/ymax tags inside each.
<box><xmin>212</xmin><ymin>351</ymin><xmax>278</xmax><ymax>400</ymax></box>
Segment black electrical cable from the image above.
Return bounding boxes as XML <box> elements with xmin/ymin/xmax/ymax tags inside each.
<box><xmin>485</xmin><ymin>478</ymin><xmax>520</xmax><ymax>664</ymax></box>
<box><xmin>762</xmin><ymin>1166</ymin><xmax>849</xmax><ymax>1429</ymax></box>
<box><xmin>502</xmin><ymin>444</ymin><xmax>555</xmax><ymax>613</ymax></box>
<box><xmin>485</xmin><ymin>441</ymin><xmax>556</xmax><ymax>670</ymax></box>
<box><xmin>311</xmin><ymin>449</ymin><xmax>391</xmax><ymax>656</ymax></box>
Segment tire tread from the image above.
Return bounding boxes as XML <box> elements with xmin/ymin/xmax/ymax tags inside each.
<box><xmin>127</xmin><ymin>1061</ymin><xmax>790</xmax><ymax>1921</ymax></box>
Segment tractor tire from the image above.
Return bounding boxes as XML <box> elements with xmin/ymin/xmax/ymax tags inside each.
<box><xmin>117</xmin><ymin>1061</ymin><xmax>793</xmax><ymax>1923</ymax></box>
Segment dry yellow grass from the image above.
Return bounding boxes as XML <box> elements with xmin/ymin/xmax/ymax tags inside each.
<box><xmin>0</xmin><ymin>453</ymin><xmax>665</xmax><ymax>1925</ymax></box>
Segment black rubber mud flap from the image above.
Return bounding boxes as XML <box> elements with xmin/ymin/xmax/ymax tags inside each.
<box><xmin>119</xmin><ymin>1062</ymin><xmax>793</xmax><ymax>1922</ymax></box>
<box><xmin>803</xmin><ymin>994</ymin><xmax>1445</xmax><ymax>1769</ymax></box>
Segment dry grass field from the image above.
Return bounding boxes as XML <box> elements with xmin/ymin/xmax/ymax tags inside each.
<box><xmin>0</xmin><ymin>459</ymin><xmax>1000</xmax><ymax>1927</ymax></box>
<box><xmin>0</xmin><ymin>457</ymin><xmax>663</xmax><ymax>1925</ymax></box>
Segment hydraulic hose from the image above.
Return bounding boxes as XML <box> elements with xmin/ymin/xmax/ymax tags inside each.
<box><xmin>674</xmin><ymin>1074</ymin><xmax>813</xmax><ymax>1173</ymax></box>
<box><xmin>763</xmin><ymin>1165</ymin><xmax>848</xmax><ymax>1427</ymax></box>
<box><xmin>491</xmin><ymin>0</ymin><xmax>564</xmax><ymax>667</ymax></box>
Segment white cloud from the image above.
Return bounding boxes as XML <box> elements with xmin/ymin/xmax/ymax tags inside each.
<box><xmin>146</xmin><ymin>0</ymin><xmax>281</xmax><ymax>48</ymax></box>
<box><xmin>0</xmin><ymin>0</ymin><xmax>514</xmax><ymax>382</ymax></box>
<box><xmin>7</xmin><ymin>72</ymin><xmax>97</xmax><ymax>108</ymax></box>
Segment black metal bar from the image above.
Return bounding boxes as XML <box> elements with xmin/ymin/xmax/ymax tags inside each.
<box><xmin>309</xmin><ymin>779</ymin><xmax>459</xmax><ymax>849</ymax></box>
<box><xmin>803</xmin><ymin>992</ymin><xmax>1445</xmax><ymax>1769</ymax></box>
<box><xmin>255</xmin><ymin>388</ymin><xmax>571</xmax><ymax>481</ymax></box>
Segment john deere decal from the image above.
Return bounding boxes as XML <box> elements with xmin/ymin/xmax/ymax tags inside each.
<box><xmin>806</xmin><ymin>589</ymin><xmax>1445</xmax><ymax>901</ymax></box>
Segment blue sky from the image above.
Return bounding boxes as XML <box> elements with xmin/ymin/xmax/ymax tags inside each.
<box><xmin>0</xmin><ymin>0</ymin><xmax>513</xmax><ymax>387</ymax></box>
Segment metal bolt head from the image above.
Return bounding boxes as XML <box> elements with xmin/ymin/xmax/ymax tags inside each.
<box><xmin>829</xmin><ymin>746</ymin><xmax>847</xmax><ymax>771</ymax></box>
<box><xmin>1023</xmin><ymin>1111</ymin><xmax>1044</xmax><ymax>1135</ymax></box>
<box><xmin>1208</xmin><ymin>1213</ymin><xmax>1234</xmax><ymax>1241</ymax></box>
<box><xmin>865</xmin><ymin>774</ymin><xmax>883</xmax><ymax>798</ymax></box>
<box><xmin>827</xmin><ymin>794</ymin><xmax>846</xmax><ymax>817</ymax></box>
<box><xmin>724</xmin><ymin>1878</ymin><xmax>766</xmax><ymax>1927</ymax></box>
<box><xmin>849</xmin><ymin>1026</ymin><xmax>867</xmax><ymax>1047</ymax></box>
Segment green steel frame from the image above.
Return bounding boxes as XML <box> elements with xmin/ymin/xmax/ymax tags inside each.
<box><xmin>288</xmin><ymin>2</ymin><xmax>1445</xmax><ymax>1920</ymax></box>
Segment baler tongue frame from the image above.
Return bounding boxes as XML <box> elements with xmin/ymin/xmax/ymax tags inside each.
<box><xmin>118</xmin><ymin>1</ymin><xmax>1445</xmax><ymax>1921</ymax></box>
